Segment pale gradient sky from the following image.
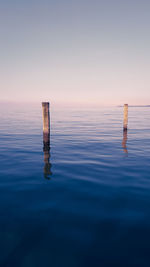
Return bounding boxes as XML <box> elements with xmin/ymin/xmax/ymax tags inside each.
<box><xmin>0</xmin><ymin>0</ymin><xmax>150</xmax><ymax>106</ymax></box>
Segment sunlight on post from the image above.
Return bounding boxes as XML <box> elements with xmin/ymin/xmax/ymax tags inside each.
<box><xmin>123</xmin><ymin>104</ymin><xmax>128</xmax><ymax>131</ymax></box>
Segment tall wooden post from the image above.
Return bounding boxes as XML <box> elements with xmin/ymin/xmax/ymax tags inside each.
<box><xmin>42</xmin><ymin>102</ymin><xmax>51</xmax><ymax>178</ymax></box>
<box><xmin>123</xmin><ymin>104</ymin><xmax>128</xmax><ymax>131</ymax></box>
<box><xmin>42</xmin><ymin>102</ymin><xmax>50</xmax><ymax>148</ymax></box>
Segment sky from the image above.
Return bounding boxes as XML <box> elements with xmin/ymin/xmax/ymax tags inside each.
<box><xmin>0</xmin><ymin>0</ymin><xmax>150</xmax><ymax>106</ymax></box>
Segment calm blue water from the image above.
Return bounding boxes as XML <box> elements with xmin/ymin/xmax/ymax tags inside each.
<box><xmin>0</xmin><ymin>103</ymin><xmax>150</xmax><ymax>267</ymax></box>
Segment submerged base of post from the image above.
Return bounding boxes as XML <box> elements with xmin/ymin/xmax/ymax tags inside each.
<box><xmin>43</xmin><ymin>133</ymin><xmax>50</xmax><ymax>150</ymax></box>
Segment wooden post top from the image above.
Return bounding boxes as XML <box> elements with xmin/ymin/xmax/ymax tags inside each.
<box><xmin>42</xmin><ymin>102</ymin><xmax>49</xmax><ymax>107</ymax></box>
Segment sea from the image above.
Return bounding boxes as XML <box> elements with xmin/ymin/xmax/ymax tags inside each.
<box><xmin>0</xmin><ymin>103</ymin><xmax>150</xmax><ymax>267</ymax></box>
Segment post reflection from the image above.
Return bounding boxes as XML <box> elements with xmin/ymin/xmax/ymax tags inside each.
<box><xmin>122</xmin><ymin>129</ymin><xmax>128</xmax><ymax>154</ymax></box>
<box><xmin>43</xmin><ymin>141</ymin><xmax>52</xmax><ymax>179</ymax></box>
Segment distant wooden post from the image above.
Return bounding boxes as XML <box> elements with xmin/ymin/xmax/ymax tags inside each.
<box><xmin>123</xmin><ymin>104</ymin><xmax>128</xmax><ymax>131</ymax></box>
<box><xmin>42</xmin><ymin>102</ymin><xmax>50</xmax><ymax>148</ymax></box>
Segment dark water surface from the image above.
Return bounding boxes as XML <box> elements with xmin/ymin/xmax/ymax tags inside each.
<box><xmin>0</xmin><ymin>103</ymin><xmax>150</xmax><ymax>267</ymax></box>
